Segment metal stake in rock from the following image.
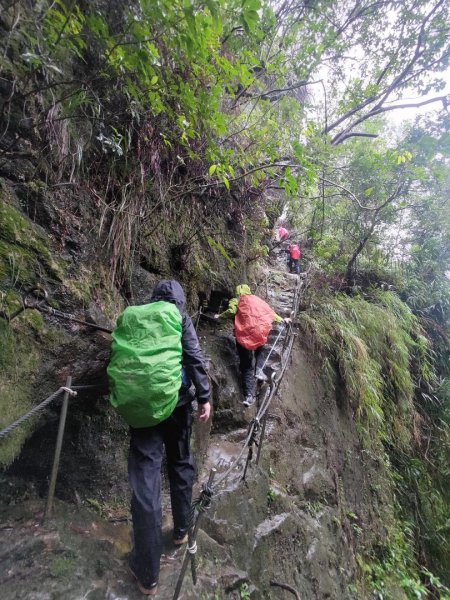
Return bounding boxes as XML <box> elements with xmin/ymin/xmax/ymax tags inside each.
<box><xmin>172</xmin><ymin>468</ymin><xmax>216</xmax><ymax>600</ymax></box>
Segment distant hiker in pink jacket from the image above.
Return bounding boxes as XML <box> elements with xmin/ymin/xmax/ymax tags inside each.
<box><xmin>277</xmin><ymin>226</ymin><xmax>289</xmax><ymax>241</ymax></box>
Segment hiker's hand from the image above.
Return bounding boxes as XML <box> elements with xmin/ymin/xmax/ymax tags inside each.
<box><xmin>213</xmin><ymin>314</ymin><xmax>220</xmax><ymax>319</ymax></box>
<box><xmin>198</xmin><ymin>402</ymin><xmax>211</xmax><ymax>422</ymax></box>
<box><xmin>283</xmin><ymin>317</ymin><xmax>292</xmax><ymax>324</ymax></box>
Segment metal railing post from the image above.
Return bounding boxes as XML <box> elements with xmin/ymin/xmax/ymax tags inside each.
<box><xmin>43</xmin><ymin>375</ymin><xmax>72</xmax><ymax>522</ymax></box>
<box><xmin>172</xmin><ymin>468</ymin><xmax>216</xmax><ymax>600</ymax></box>
<box><xmin>256</xmin><ymin>413</ymin><xmax>268</xmax><ymax>465</ymax></box>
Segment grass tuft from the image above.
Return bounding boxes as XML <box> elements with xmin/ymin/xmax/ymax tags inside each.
<box><xmin>298</xmin><ymin>289</ymin><xmax>431</xmax><ymax>446</ymax></box>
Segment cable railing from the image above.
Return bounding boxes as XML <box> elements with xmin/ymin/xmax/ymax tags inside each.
<box><xmin>0</xmin><ymin>376</ymin><xmax>77</xmax><ymax>522</ymax></box>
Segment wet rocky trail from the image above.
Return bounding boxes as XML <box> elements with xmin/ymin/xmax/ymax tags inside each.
<box><xmin>1</xmin><ymin>250</ymin><xmax>394</xmax><ymax>600</ymax></box>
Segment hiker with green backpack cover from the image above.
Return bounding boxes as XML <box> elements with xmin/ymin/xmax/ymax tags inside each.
<box><xmin>108</xmin><ymin>279</ymin><xmax>211</xmax><ymax>596</ymax></box>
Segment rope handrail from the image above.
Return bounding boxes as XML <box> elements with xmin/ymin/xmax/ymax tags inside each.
<box><xmin>0</xmin><ymin>386</ymin><xmax>77</xmax><ymax>441</ymax></box>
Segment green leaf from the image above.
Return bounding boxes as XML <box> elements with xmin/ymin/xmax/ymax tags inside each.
<box><xmin>242</xmin><ymin>9</ymin><xmax>259</xmax><ymax>32</ymax></box>
<box><xmin>223</xmin><ymin>176</ymin><xmax>230</xmax><ymax>189</ymax></box>
<box><xmin>243</xmin><ymin>0</ymin><xmax>261</xmax><ymax>9</ymax></box>
<box><xmin>209</xmin><ymin>164</ymin><xmax>218</xmax><ymax>176</ymax></box>
<box><xmin>207</xmin><ymin>236</ymin><xmax>235</xmax><ymax>269</ymax></box>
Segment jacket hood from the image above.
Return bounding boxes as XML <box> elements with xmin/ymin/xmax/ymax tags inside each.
<box><xmin>236</xmin><ymin>284</ymin><xmax>251</xmax><ymax>296</ymax></box>
<box><xmin>151</xmin><ymin>279</ymin><xmax>186</xmax><ymax>310</ymax></box>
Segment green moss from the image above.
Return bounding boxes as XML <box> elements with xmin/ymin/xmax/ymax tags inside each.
<box><xmin>42</xmin><ymin>323</ymin><xmax>68</xmax><ymax>350</ymax></box>
<box><xmin>21</xmin><ymin>309</ymin><xmax>45</xmax><ymax>333</ymax></box>
<box><xmin>0</xmin><ymin>320</ymin><xmax>41</xmax><ymax>467</ymax></box>
<box><xmin>27</xmin><ymin>179</ymin><xmax>48</xmax><ymax>195</ymax></box>
<box><xmin>67</xmin><ymin>279</ymin><xmax>93</xmax><ymax>305</ymax></box>
<box><xmin>0</xmin><ymin>289</ymin><xmax>22</xmax><ymax>316</ymax></box>
<box><xmin>63</xmin><ymin>265</ymin><xmax>95</xmax><ymax>306</ymax></box>
<box><xmin>0</xmin><ymin>197</ymin><xmax>64</xmax><ymax>287</ymax></box>
<box><xmin>61</xmin><ymin>265</ymin><xmax>123</xmax><ymax>324</ymax></box>
<box><xmin>97</xmin><ymin>284</ymin><xmax>123</xmax><ymax>321</ymax></box>
<box><xmin>49</xmin><ymin>556</ymin><xmax>77</xmax><ymax>578</ymax></box>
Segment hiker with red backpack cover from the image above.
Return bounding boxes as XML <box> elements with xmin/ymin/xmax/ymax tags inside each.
<box><xmin>214</xmin><ymin>284</ymin><xmax>291</xmax><ymax>407</ymax></box>
<box><xmin>287</xmin><ymin>243</ymin><xmax>301</xmax><ymax>274</ymax></box>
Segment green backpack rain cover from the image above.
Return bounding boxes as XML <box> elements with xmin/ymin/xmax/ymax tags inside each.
<box><xmin>107</xmin><ymin>301</ymin><xmax>183</xmax><ymax>428</ymax></box>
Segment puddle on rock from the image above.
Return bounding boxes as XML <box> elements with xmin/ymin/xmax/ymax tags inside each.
<box><xmin>202</xmin><ymin>432</ymin><xmax>249</xmax><ymax>491</ymax></box>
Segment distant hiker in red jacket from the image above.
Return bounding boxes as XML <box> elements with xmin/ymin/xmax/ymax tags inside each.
<box><xmin>287</xmin><ymin>243</ymin><xmax>301</xmax><ymax>274</ymax></box>
<box><xmin>214</xmin><ymin>284</ymin><xmax>290</xmax><ymax>407</ymax></box>
<box><xmin>277</xmin><ymin>226</ymin><xmax>289</xmax><ymax>241</ymax></box>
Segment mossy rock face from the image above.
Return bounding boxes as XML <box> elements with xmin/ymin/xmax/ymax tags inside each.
<box><xmin>0</xmin><ymin>158</ymin><xmax>35</xmax><ymax>182</ymax></box>
<box><xmin>0</xmin><ymin>289</ymin><xmax>22</xmax><ymax>316</ymax></box>
<box><xmin>0</xmin><ymin>319</ymin><xmax>41</xmax><ymax>466</ymax></box>
<box><xmin>0</xmin><ymin>189</ymin><xmax>65</xmax><ymax>288</ymax></box>
<box><xmin>0</xmin><ymin>183</ymin><xmax>122</xmax><ymax>476</ymax></box>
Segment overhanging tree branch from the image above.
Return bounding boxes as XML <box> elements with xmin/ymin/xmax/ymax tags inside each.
<box><xmin>335</xmin><ymin>132</ymin><xmax>379</xmax><ymax>143</ymax></box>
<box><xmin>332</xmin><ymin>94</ymin><xmax>450</xmax><ymax>145</ymax></box>
<box><xmin>345</xmin><ymin>181</ymin><xmax>405</xmax><ymax>284</ymax></box>
<box><xmin>323</xmin><ymin>0</ymin><xmax>449</xmax><ymax>144</ymax></box>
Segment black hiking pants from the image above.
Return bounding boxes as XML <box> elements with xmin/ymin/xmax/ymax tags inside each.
<box><xmin>236</xmin><ymin>341</ymin><xmax>266</xmax><ymax>397</ymax></box>
<box><xmin>128</xmin><ymin>403</ymin><xmax>194</xmax><ymax>587</ymax></box>
<box><xmin>288</xmin><ymin>257</ymin><xmax>300</xmax><ymax>274</ymax></box>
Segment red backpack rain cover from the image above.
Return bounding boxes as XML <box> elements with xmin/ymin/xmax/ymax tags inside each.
<box><xmin>235</xmin><ymin>295</ymin><xmax>276</xmax><ymax>350</ymax></box>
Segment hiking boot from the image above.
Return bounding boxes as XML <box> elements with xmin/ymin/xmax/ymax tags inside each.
<box><xmin>128</xmin><ymin>565</ymin><xmax>158</xmax><ymax>596</ymax></box>
<box><xmin>173</xmin><ymin>533</ymin><xmax>188</xmax><ymax>546</ymax></box>
<box><xmin>255</xmin><ymin>368</ymin><xmax>268</xmax><ymax>382</ymax></box>
<box><xmin>137</xmin><ymin>582</ymin><xmax>158</xmax><ymax>596</ymax></box>
<box><xmin>243</xmin><ymin>395</ymin><xmax>255</xmax><ymax>407</ymax></box>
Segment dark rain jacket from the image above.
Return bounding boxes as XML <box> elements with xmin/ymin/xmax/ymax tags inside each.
<box><xmin>150</xmin><ymin>280</ymin><xmax>210</xmax><ymax>406</ymax></box>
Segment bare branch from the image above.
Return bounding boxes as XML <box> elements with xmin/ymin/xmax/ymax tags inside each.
<box><xmin>325</xmin><ymin>0</ymin><xmax>448</xmax><ymax>142</ymax></box>
<box><xmin>270</xmin><ymin>580</ymin><xmax>301</xmax><ymax>600</ymax></box>
<box><xmin>332</xmin><ymin>94</ymin><xmax>449</xmax><ymax>145</ymax></box>
<box><xmin>320</xmin><ymin>176</ymin><xmax>373</xmax><ymax>210</ymax></box>
<box><xmin>335</xmin><ymin>132</ymin><xmax>379</xmax><ymax>143</ymax></box>
<box><xmin>252</xmin><ymin>79</ymin><xmax>308</xmax><ymax>101</ymax></box>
